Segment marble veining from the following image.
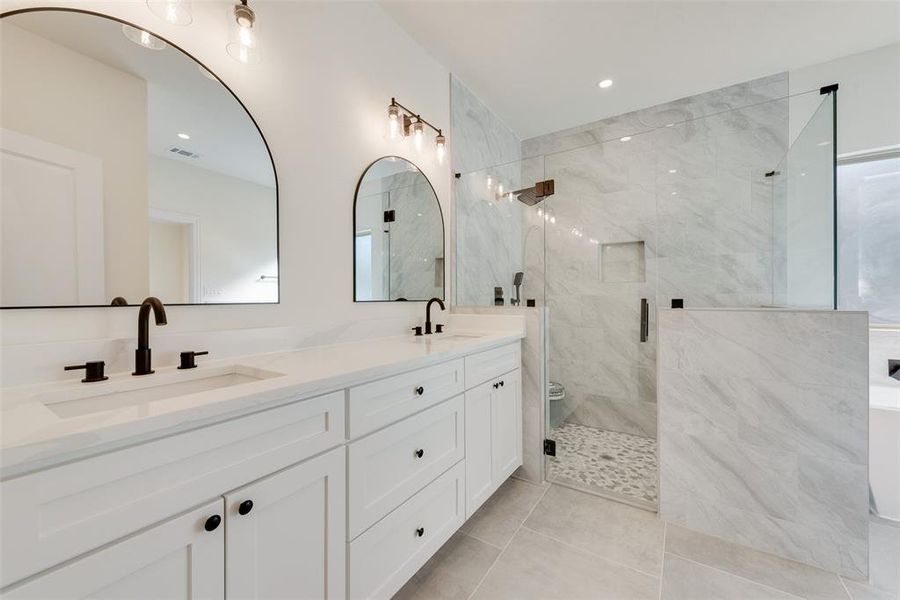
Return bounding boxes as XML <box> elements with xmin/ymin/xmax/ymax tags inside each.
<box><xmin>658</xmin><ymin>308</ymin><xmax>869</xmax><ymax>579</ymax></box>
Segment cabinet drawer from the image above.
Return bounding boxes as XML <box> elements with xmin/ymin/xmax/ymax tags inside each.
<box><xmin>0</xmin><ymin>391</ymin><xmax>345</xmax><ymax>587</ymax></box>
<box><xmin>348</xmin><ymin>461</ymin><xmax>465</xmax><ymax>600</ymax></box>
<box><xmin>348</xmin><ymin>358</ymin><xmax>464</xmax><ymax>437</ymax></box>
<box><xmin>464</xmin><ymin>343</ymin><xmax>520</xmax><ymax>389</ymax></box>
<box><xmin>348</xmin><ymin>395</ymin><xmax>463</xmax><ymax>539</ymax></box>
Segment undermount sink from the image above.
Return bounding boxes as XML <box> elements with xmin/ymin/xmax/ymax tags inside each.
<box><xmin>38</xmin><ymin>365</ymin><xmax>284</xmax><ymax>419</ymax></box>
<box><xmin>416</xmin><ymin>333</ymin><xmax>485</xmax><ymax>342</ymax></box>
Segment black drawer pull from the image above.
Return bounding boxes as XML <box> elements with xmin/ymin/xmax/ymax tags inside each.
<box><xmin>415</xmin><ymin>386</ymin><xmax>425</xmax><ymax>396</ymax></box>
<box><xmin>414</xmin><ymin>448</ymin><xmax>425</xmax><ymax>459</ymax></box>
<box><xmin>204</xmin><ymin>515</ymin><xmax>222</xmax><ymax>532</ymax></box>
<box><xmin>416</xmin><ymin>527</ymin><xmax>425</xmax><ymax>537</ymax></box>
<box><xmin>238</xmin><ymin>500</ymin><xmax>254</xmax><ymax>515</ymax></box>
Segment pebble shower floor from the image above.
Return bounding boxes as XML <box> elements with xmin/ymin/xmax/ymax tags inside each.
<box><xmin>547</xmin><ymin>422</ymin><xmax>658</xmax><ymax>507</ymax></box>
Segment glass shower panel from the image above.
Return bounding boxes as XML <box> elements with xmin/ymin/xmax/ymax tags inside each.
<box><xmin>772</xmin><ymin>92</ymin><xmax>837</xmax><ymax>308</ymax></box>
<box><xmin>542</xmin><ymin>130</ymin><xmax>660</xmax><ymax>508</ymax></box>
<box><xmin>454</xmin><ymin>156</ymin><xmax>545</xmax><ymax>307</ymax></box>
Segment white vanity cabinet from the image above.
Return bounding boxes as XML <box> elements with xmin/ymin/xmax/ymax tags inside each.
<box><xmin>465</xmin><ymin>367</ymin><xmax>523</xmax><ymax>517</ymax></box>
<box><xmin>1</xmin><ymin>338</ymin><xmax>523</xmax><ymax>600</ymax></box>
<box><xmin>4</xmin><ymin>499</ymin><xmax>226</xmax><ymax>600</ymax></box>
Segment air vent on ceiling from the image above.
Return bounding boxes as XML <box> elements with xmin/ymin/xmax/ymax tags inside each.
<box><xmin>167</xmin><ymin>146</ymin><xmax>201</xmax><ymax>159</ymax></box>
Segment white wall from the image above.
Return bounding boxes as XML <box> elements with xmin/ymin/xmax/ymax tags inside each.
<box><xmin>790</xmin><ymin>43</ymin><xmax>900</xmax><ymax>155</ymax></box>
<box><xmin>1</xmin><ymin>1</ymin><xmax>450</xmax><ymax>361</ymax></box>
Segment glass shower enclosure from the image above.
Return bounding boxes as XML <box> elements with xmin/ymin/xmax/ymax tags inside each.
<box><xmin>454</xmin><ymin>86</ymin><xmax>837</xmax><ymax>510</ymax></box>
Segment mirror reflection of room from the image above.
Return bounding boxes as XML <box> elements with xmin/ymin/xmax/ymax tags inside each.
<box><xmin>0</xmin><ymin>11</ymin><xmax>278</xmax><ymax>307</ymax></box>
<box><xmin>354</xmin><ymin>156</ymin><xmax>444</xmax><ymax>302</ymax></box>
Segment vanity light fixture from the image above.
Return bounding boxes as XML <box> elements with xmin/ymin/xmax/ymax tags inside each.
<box><xmin>387</xmin><ymin>98</ymin><xmax>447</xmax><ymax>164</ymax></box>
<box><xmin>227</xmin><ymin>0</ymin><xmax>260</xmax><ymax>64</ymax></box>
<box><xmin>122</xmin><ymin>24</ymin><xmax>167</xmax><ymax>50</ymax></box>
<box><xmin>146</xmin><ymin>0</ymin><xmax>192</xmax><ymax>25</ymax></box>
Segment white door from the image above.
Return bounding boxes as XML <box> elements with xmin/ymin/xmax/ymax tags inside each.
<box><xmin>465</xmin><ymin>380</ymin><xmax>494</xmax><ymax>518</ymax></box>
<box><xmin>492</xmin><ymin>368</ymin><xmax>523</xmax><ymax>482</ymax></box>
<box><xmin>4</xmin><ymin>500</ymin><xmax>225</xmax><ymax>599</ymax></box>
<box><xmin>225</xmin><ymin>447</ymin><xmax>346</xmax><ymax>600</ymax></box>
<box><xmin>0</xmin><ymin>128</ymin><xmax>105</xmax><ymax>305</ymax></box>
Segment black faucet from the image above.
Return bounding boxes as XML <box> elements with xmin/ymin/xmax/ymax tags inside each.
<box><xmin>133</xmin><ymin>297</ymin><xmax>167</xmax><ymax>376</ymax></box>
<box><xmin>425</xmin><ymin>297</ymin><xmax>445</xmax><ymax>335</ymax></box>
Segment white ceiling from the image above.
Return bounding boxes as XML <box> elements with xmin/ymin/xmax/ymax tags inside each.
<box><xmin>380</xmin><ymin>1</ymin><xmax>900</xmax><ymax>140</ymax></box>
<box><xmin>9</xmin><ymin>10</ymin><xmax>275</xmax><ymax>188</ymax></box>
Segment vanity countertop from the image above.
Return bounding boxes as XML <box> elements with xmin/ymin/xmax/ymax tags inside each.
<box><xmin>0</xmin><ymin>329</ymin><xmax>523</xmax><ymax>479</ymax></box>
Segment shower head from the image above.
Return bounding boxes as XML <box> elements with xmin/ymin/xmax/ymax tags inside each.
<box><xmin>509</xmin><ymin>179</ymin><xmax>554</xmax><ymax>206</ymax></box>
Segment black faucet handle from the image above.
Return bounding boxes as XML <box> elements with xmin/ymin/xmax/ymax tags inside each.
<box><xmin>435</xmin><ymin>324</ymin><xmax>444</xmax><ymax>333</ymax></box>
<box><xmin>65</xmin><ymin>360</ymin><xmax>108</xmax><ymax>383</ymax></box>
<box><xmin>411</xmin><ymin>326</ymin><xmax>423</xmax><ymax>337</ymax></box>
<box><xmin>178</xmin><ymin>350</ymin><xmax>209</xmax><ymax>370</ymax></box>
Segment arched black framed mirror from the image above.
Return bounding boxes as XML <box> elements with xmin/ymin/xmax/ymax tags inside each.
<box><xmin>353</xmin><ymin>156</ymin><xmax>444</xmax><ymax>302</ymax></box>
<box><xmin>0</xmin><ymin>8</ymin><xmax>278</xmax><ymax>308</ymax></box>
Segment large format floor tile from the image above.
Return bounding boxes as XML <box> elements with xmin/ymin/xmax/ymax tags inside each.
<box><xmin>525</xmin><ymin>483</ymin><xmax>665</xmax><ymax>575</ymax></box>
<box><xmin>459</xmin><ymin>477</ymin><xmax>547</xmax><ymax>548</ymax></box>
<box><xmin>471</xmin><ymin>527</ymin><xmax>660</xmax><ymax>600</ymax></box>
<box><xmin>664</xmin><ymin>523</ymin><xmax>850</xmax><ymax>600</ymax></box>
<box><xmin>661</xmin><ymin>554</ymin><xmax>799</xmax><ymax>600</ymax></box>
<box><xmin>393</xmin><ymin>532</ymin><xmax>501</xmax><ymax>600</ymax></box>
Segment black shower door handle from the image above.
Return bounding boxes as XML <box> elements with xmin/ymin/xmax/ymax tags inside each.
<box><xmin>640</xmin><ymin>298</ymin><xmax>649</xmax><ymax>343</ymax></box>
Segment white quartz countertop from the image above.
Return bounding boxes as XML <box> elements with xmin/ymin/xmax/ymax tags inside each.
<box><xmin>0</xmin><ymin>329</ymin><xmax>523</xmax><ymax>479</ymax></box>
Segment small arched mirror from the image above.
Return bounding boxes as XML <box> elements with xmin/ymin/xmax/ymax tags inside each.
<box><xmin>354</xmin><ymin>157</ymin><xmax>444</xmax><ymax>302</ymax></box>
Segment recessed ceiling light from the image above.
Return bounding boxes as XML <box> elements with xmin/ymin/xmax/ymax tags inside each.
<box><xmin>671</xmin><ymin>191</ymin><xmax>678</xmax><ymax>196</ymax></box>
<box><xmin>598</xmin><ymin>79</ymin><xmax>614</xmax><ymax>89</ymax></box>
<box><xmin>177</xmin><ymin>132</ymin><xmax>191</xmax><ymax>140</ymax></box>
<box><xmin>620</xmin><ymin>136</ymin><xmax>632</xmax><ymax>142</ymax></box>
<box><xmin>668</xmin><ymin>169</ymin><xmax>678</xmax><ymax>174</ymax></box>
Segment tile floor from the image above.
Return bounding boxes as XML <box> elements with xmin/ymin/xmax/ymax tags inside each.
<box><xmin>547</xmin><ymin>422</ymin><xmax>658</xmax><ymax>507</ymax></box>
<box><xmin>394</xmin><ymin>478</ymin><xmax>900</xmax><ymax>600</ymax></box>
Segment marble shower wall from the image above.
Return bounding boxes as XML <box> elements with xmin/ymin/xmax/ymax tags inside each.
<box><xmin>658</xmin><ymin>308</ymin><xmax>869</xmax><ymax>578</ymax></box>
<box><xmin>526</xmin><ymin>73</ymin><xmax>791</xmax><ymax>438</ymax></box>
<box><xmin>451</xmin><ymin>76</ymin><xmax>536</xmax><ymax>307</ymax></box>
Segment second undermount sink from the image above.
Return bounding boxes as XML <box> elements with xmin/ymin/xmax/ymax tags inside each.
<box><xmin>37</xmin><ymin>364</ymin><xmax>284</xmax><ymax>419</ymax></box>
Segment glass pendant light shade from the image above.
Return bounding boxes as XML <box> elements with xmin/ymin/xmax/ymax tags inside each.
<box><xmin>122</xmin><ymin>24</ymin><xmax>167</xmax><ymax>50</ymax></box>
<box><xmin>227</xmin><ymin>1</ymin><xmax>261</xmax><ymax>64</ymax></box>
<box><xmin>435</xmin><ymin>133</ymin><xmax>446</xmax><ymax>164</ymax></box>
<box><xmin>388</xmin><ymin>104</ymin><xmax>401</xmax><ymax>140</ymax></box>
<box><xmin>411</xmin><ymin>119</ymin><xmax>425</xmax><ymax>151</ymax></box>
<box><xmin>146</xmin><ymin>0</ymin><xmax>192</xmax><ymax>25</ymax></box>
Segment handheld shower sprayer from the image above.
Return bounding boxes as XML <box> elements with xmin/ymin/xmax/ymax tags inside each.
<box><xmin>512</xmin><ymin>272</ymin><xmax>524</xmax><ymax>306</ymax></box>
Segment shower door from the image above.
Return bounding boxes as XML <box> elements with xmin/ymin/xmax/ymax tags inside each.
<box><xmin>542</xmin><ymin>131</ymin><xmax>661</xmax><ymax>508</ymax></box>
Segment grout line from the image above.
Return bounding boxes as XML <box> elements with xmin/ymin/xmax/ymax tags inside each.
<box><xmin>658</xmin><ymin>521</ymin><xmax>667</xmax><ymax>600</ymax></box>
<box><xmin>665</xmin><ymin>553</ymin><xmax>806</xmax><ymax>600</ymax></box>
<box><xmin>837</xmin><ymin>575</ymin><xmax>855</xmax><ymax>600</ymax></box>
<box><xmin>521</xmin><ymin>524</ymin><xmax>661</xmax><ymax>581</ymax></box>
<box><xmin>466</xmin><ymin>480</ymin><xmax>552</xmax><ymax>600</ymax></box>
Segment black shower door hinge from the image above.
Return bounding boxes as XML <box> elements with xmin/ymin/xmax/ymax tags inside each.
<box><xmin>383</xmin><ymin>209</ymin><xmax>396</xmax><ymax>223</ymax></box>
<box><xmin>543</xmin><ymin>439</ymin><xmax>556</xmax><ymax>456</ymax></box>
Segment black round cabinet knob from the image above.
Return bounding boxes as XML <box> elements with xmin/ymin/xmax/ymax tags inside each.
<box><xmin>238</xmin><ymin>500</ymin><xmax>254</xmax><ymax>515</ymax></box>
<box><xmin>204</xmin><ymin>515</ymin><xmax>222</xmax><ymax>532</ymax></box>
<box><xmin>415</xmin><ymin>386</ymin><xmax>425</xmax><ymax>396</ymax></box>
<box><xmin>415</xmin><ymin>448</ymin><xmax>424</xmax><ymax>458</ymax></box>
<box><xmin>416</xmin><ymin>527</ymin><xmax>425</xmax><ymax>537</ymax></box>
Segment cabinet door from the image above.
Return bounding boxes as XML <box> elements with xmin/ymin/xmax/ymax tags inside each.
<box><xmin>464</xmin><ymin>380</ymin><xmax>494</xmax><ymax>518</ymax></box>
<box><xmin>225</xmin><ymin>447</ymin><xmax>346</xmax><ymax>600</ymax></box>
<box><xmin>492</xmin><ymin>368</ymin><xmax>523</xmax><ymax>482</ymax></box>
<box><xmin>4</xmin><ymin>500</ymin><xmax>224</xmax><ymax>600</ymax></box>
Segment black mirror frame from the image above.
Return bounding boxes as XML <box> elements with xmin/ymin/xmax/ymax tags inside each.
<box><xmin>352</xmin><ymin>155</ymin><xmax>445</xmax><ymax>303</ymax></box>
<box><xmin>0</xmin><ymin>7</ymin><xmax>279</xmax><ymax>309</ymax></box>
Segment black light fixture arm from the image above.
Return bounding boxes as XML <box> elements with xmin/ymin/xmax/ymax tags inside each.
<box><xmin>391</xmin><ymin>98</ymin><xmax>443</xmax><ymax>136</ymax></box>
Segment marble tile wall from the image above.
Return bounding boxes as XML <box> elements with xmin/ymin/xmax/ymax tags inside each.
<box><xmin>525</xmin><ymin>73</ymin><xmax>791</xmax><ymax>438</ymax></box>
<box><xmin>451</xmin><ymin>76</ymin><xmax>537</xmax><ymax>307</ymax></box>
<box><xmin>657</xmin><ymin>307</ymin><xmax>869</xmax><ymax>578</ymax></box>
